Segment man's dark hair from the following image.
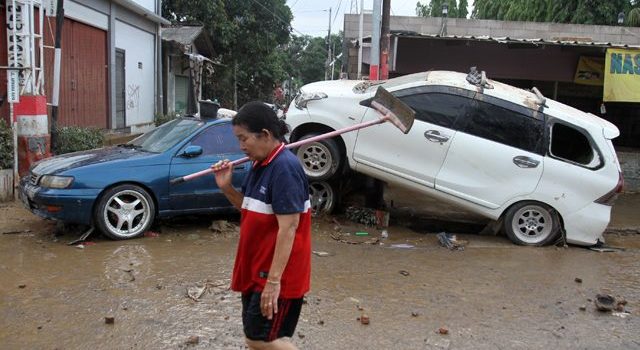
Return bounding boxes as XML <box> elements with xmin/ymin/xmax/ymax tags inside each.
<box><xmin>233</xmin><ymin>101</ymin><xmax>289</xmax><ymax>141</ymax></box>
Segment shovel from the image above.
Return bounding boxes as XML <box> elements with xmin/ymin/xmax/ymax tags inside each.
<box><xmin>170</xmin><ymin>86</ymin><xmax>415</xmax><ymax>185</ymax></box>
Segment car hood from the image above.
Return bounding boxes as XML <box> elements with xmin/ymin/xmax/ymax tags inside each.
<box><xmin>301</xmin><ymin>79</ymin><xmax>375</xmax><ymax>98</ymax></box>
<box><xmin>31</xmin><ymin>147</ymin><xmax>155</xmax><ymax>175</ymax></box>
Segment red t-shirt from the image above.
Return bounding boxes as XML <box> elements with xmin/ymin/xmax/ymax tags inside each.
<box><xmin>231</xmin><ymin>144</ymin><xmax>312</xmax><ymax>298</ymax></box>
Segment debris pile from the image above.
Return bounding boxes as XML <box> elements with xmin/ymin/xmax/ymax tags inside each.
<box><xmin>345</xmin><ymin>207</ymin><xmax>388</xmax><ymax>227</ymax></box>
<box><xmin>436</xmin><ymin>232</ymin><xmax>467</xmax><ymax>251</ymax></box>
<box><xmin>209</xmin><ymin>220</ymin><xmax>239</xmax><ymax>235</ymax></box>
<box><xmin>186</xmin><ymin>280</ymin><xmax>228</xmax><ymax>302</ymax></box>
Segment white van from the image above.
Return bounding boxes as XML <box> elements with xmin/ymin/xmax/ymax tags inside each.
<box><xmin>285</xmin><ymin>69</ymin><xmax>624</xmax><ymax>246</ymax></box>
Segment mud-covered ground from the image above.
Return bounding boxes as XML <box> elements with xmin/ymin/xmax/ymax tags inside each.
<box><xmin>1</xmin><ymin>195</ymin><xmax>639</xmax><ymax>350</ymax></box>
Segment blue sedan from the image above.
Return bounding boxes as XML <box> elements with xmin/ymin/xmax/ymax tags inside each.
<box><xmin>19</xmin><ymin>117</ymin><xmax>250</xmax><ymax>240</ymax></box>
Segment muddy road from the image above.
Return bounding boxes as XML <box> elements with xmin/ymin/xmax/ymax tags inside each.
<box><xmin>1</xmin><ymin>199</ymin><xmax>639</xmax><ymax>350</ymax></box>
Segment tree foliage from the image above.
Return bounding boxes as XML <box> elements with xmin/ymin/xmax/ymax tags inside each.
<box><xmin>162</xmin><ymin>0</ymin><xmax>344</xmax><ymax>108</ymax></box>
<box><xmin>162</xmin><ymin>0</ymin><xmax>293</xmax><ymax>107</ymax></box>
<box><xmin>472</xmin><ymin>0</ymin><xmax>638</xmax><ymax>26</ymax></box>
<box><xmin>416</xmin><ymin>0</ymin><xmax>469</xmax><ymax>18</ymax></box>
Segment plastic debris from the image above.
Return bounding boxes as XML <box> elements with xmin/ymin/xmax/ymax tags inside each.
<box><xmin>355</xmin><ymin>232</ymin><xmax>369</xmax><ymax>236</ymax></box>
<box><xmin>438</xmin><ymin>327</ymin><xmax>449</xmax><ymax>335</ymax></box>
<box><xmin>390</xmin><ymin>243</ymin><xmax>414</xmax><ymax>249</ymax></box>
<box><xmin>437</xmin><ymin>232</ymin><xmax>466</xmax><ymax>251</ymax></box>
<box><xmin>312</xmin><ymin>251</ymin><xmax>331</xmax><ymax>257</ymax></box>
<box><xmin>105</xmin><ymin>316</ymin><xmax>115</xmax><ymax>324</ymax></box>
<box><xmin>381</xmin><ymin>230</ymin><xmax>389</xmax><ymax>239</ymax></box>
<box><xmin>399</xmin><ymin>270</ymin><xmax>410</xmax><ymax>276</ymax></box>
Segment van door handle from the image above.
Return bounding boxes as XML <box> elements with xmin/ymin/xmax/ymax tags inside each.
<box><xmin>424</xmin><ymin>130</ymin><xmax>450</xmax><ymax>143</ymax></box>
<box><xmin>513</xmin><ymin>156</ymin><xmax>540</xmax><ymax>168</ymax></box>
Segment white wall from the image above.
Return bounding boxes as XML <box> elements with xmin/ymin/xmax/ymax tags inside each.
<box><xmin>131</xmin><ymin>0</ymin><xmax>156</xmax><ymax>13</ymax></box>
<box><xmin>115</xmin><ymin>20</ymin><xmax>155</xmax><ymax>127</ymax></box>
<box><xmin>66</xmin><ymin>1</ymin><xmax>108</xmax><ymax>30</ymax></box>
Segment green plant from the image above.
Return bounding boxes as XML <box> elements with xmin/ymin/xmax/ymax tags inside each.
<box><xmin>54</xmin><ymin>126</ymin><xmax>104</xmax><ymax>155</ymax></box>
<box><xmin>0</xmin><ymin>119</ymin><xmax>13</xmax><ymax>169</ymax></box>
<box><xmin>154</xmin><ymin>112</ymin><xmax>178</xmax><ymax>126</ymax></box>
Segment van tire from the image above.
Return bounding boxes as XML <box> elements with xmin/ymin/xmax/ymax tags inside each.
<box><xmin>503</xmin><ymin>201</ymin><xmax>560</xmax><ymax>246</ymax></box>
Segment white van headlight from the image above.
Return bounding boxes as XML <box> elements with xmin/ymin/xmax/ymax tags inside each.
<box><xmin>294</xmin><ymin>91</ymin><xmax>328</xmax><ymax>109</ymax></box>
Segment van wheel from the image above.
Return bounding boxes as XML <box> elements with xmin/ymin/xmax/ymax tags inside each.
<box><xmin>295</xmin><ymin>134</ymin><xmax>342</xmax><ymax>181</ymax></box>
<box><xmin>95</xmin><ymin>184</ymin><xmax>155</xmax><ymax>240</ymax></box>
<box><xmin>503</xmin><ymin>201</ymin><xmax>559</xmax><ymax>246</ymax></box>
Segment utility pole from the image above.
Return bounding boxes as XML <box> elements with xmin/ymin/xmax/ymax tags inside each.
<box><xmin>51</xmin><ymin>0</ymin><xmax>65</xmax><ymax>153</ymax></box>
<box><xmin>325</xmin><ymin>7</ymin><xmax>332</xmax><ymax>80</ymax></box>
<box><xmin>380</xmin><ymin>0</ymin><xmax>390</xmax><ymax>80</ymax></box>
<box><xmin>357</xmin><ymin>0</ymin><xmax>364</xmax><ymax>79</ymax></box>
<box><xmin>234</xmin><ymin>60</ymin><xmax>238</xmax><ymax>110</ymax></box>
<box><xmin>370</xmin><ymin>0</ymin><xmax>381</xmax><ymax>80</ymax></box>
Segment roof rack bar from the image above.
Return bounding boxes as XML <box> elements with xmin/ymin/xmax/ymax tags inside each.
<box><xmin>532</xmin><ymin>87</ymin><xmax>546</xmax><ymax>106</ymax></box>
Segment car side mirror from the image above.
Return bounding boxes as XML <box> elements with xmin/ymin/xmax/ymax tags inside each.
<box><xmin>181</xmin><ymin>145</ymin><xmax>203</xmax><ymax>158</ymax></box>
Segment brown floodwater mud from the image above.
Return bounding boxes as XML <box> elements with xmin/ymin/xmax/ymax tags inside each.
<box><xmin>1</xmin><ymin>201</ymin><xmax>639</xmax><ymax>349</ymax></box>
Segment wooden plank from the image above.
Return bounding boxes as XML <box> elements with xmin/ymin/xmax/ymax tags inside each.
<box><xmin>0</xmin><ymin>169</ymin><xmax>14</xmax><ymax>202</ymax></box>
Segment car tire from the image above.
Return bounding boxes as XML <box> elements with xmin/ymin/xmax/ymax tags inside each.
<box><xmin>95</xmin><ymin>184</ymin><xmax>155</xmax><ymax>240</ymax></box>
<box><xmin>309</xmin><ymin>181</ymin><xmax>337</xmax><ymax>216</ymax></box>
<box><xmin>295</xmin><ymin>134</ymin><xmax>343</xmax><ymax>181</ymax></box>
<box><xmin>503</xmin><ymin>201</ymin><xmax>560</xmax><ymax>246</ymax></box>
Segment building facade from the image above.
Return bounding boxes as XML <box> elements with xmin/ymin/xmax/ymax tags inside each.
<box><xmin>1</xmin><ymin>0</ymin><xmax>168</xmax><ymax>134</ymax></box>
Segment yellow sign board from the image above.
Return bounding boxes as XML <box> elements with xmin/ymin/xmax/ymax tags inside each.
<box><xmin>574</xmin><ymin>57</ymin><xmax>604</xmax><ymax>86</ymax></box>
<box><xmin>604</xmin><ymin>48</ymin><xmax>640</xmax><ymax>102</ymax></box>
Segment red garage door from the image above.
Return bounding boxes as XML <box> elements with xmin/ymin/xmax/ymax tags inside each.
<box><xmin>44</xmin><ymin>17</ymin><xmax>108</xmax><ymax>128</ymax></box>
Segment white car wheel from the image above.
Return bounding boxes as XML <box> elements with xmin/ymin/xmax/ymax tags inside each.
<box><xmin>504</xmin><ymin>201</ymin><xmax>559</xmax><ymax>246</ymax></box>
<box><xmin>309</xmin><ymin>181</ymin><xmax>336</xmax><ymax>216</ymax></box>
<box><xmin>296</xmin><ymin>135</ymin><xmax>342</xmax><ymax>181</ymax></box>
<box><xmin>95</xmin><ymin>185</ymin><xmax>155</xmax><ymax>240</ymax></box>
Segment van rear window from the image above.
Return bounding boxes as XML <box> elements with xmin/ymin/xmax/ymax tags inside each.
<box><xmin>550</xmin><ymin>123</ymin><xmax>599</xmax><ymax>167</ymax></box>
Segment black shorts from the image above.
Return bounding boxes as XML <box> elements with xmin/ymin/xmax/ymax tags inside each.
<box><xmin>241</xmin><ymin>292</ymin><xmax>303</xmax><ymax>342</ymax></box>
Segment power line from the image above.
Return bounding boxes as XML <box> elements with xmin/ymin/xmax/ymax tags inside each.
<box><xmin>333</xmin><ymin>0</ymin><xmax>343</xmax><ymax>25</ymax></box>
<box><xmin>251</xmin><ymin>0</ymin><xmax>306</xmax><ymax>36</ymax></box>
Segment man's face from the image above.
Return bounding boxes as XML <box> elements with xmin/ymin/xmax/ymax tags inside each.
<box><xmin>233</xmin><ymin>124</ymin><xmax>271</xmax><ymax>162</ymax></box>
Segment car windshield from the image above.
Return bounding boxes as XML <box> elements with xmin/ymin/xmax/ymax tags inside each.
<box><xmin>127</xmin><ymin>118</ymin><xmax>203</xmax><ymax>153</ymax></box>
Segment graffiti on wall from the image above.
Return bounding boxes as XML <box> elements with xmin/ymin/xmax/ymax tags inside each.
<box><xmin>126</xmin><ymin>84</ymin><xmax>140</xmax><ymax>111</ymax></box>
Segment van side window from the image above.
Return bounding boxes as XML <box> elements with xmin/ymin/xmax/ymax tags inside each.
<box><xmin>459</xmin><ymin>100</ymin><xmax>544</xmax><ymax>154</ymax></box>
<box><xmin>550</xmin><ymin>123</ymin><xmax>598</xmax><ymax>167</ymax></box>
<box><xmin>399</xmin><ymin>93</ymin><xmax>470</xmax><ymax>129</ymax></box>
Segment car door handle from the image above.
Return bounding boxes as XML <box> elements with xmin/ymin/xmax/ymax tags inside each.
<box><xmin>424</xmin><ymin>130</ymin><xmax>450</xmax><ymax>143</ymax></box>
<box><xmin>513</xmin><ymin>156</ymin><xmax>540</xmax><ymax>168</ymax></box>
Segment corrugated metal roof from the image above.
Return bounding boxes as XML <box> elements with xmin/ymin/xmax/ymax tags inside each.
<box><xmin>162</xmin><ymin>26</ymin><xmax>204</xmax><ymax>45</ymax></box>
<box><xmin>389</xmin><ymin>31</ymin><xmax>640</xmax><ymax>49</ymax></box>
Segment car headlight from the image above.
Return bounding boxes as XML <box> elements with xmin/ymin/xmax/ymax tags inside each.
<box><xmin>39</xmin><ymin>175</ymin><xmax>74</xmax><ymax>189</ymax></box>
<box><xmin>294</xmin><ymin>91</ymin><xmax>328</xmax><ymax>109</ymax></box>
